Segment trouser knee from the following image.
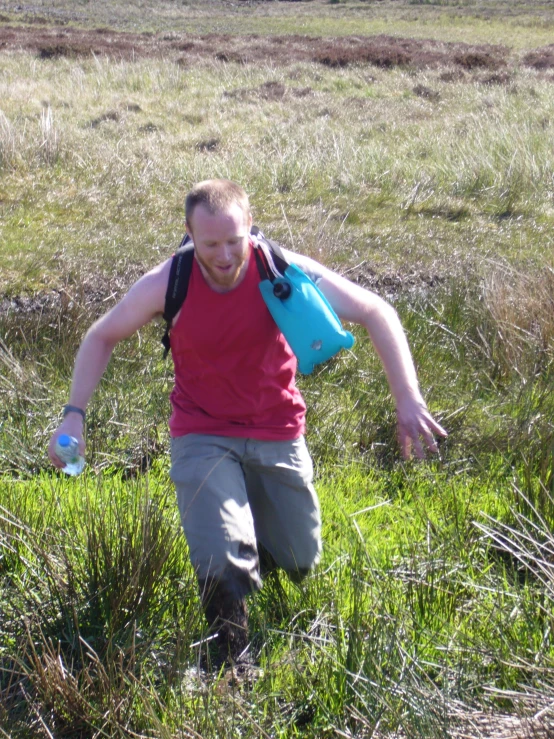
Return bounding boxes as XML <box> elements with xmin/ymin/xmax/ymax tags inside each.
<box><xmin>277</xmin><ymin>536</ymin><xmax>321</xmax><ymax>584</ymax></box>
<box><xmin>286</xmin><ymin>566</ymin><xmax>312</xmax><ymax>584</ymax></box>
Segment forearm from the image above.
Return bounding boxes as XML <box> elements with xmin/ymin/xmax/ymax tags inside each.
<box><xmin>361</xmin><ymin>301</ymin><xmax>422</xmax><ymax>404</ymax></box>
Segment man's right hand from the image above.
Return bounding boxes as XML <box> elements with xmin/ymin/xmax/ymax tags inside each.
<box><xmin>48</xmin><ymin>415</ymin><xmax>85</xmax><ymax>469</ymax></box>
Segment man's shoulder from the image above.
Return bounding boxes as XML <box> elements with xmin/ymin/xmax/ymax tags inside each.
<box><xmin>280</xmin><ymin>248</ymin><xmax>329</xmax><ymax>284</ymax></box>
<box><xmin>124</xmin><ymin>258</ymin><xmax>173</xmax><ymax>316</ymax></box>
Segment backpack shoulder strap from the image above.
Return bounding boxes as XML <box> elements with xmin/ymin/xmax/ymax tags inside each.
<box><xmin>251</xmin><ymin>226</ymin><xmax>289</xmax><ymax>281</ymax></box>
<box><xmin>161</xmin><ymin>234</ymin><xmax>194</xmax><ymax>358</ymax></box>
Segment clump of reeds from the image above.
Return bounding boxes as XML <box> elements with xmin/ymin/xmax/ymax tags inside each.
<box><xmin>482</xmin><ymin>262</ymin><xmax>554</xmax><ymax>379</ymax></box>
<box><xmin>0</xmin><ymin>476</ymin><xmax>199</xmax><ymax>736</ymax></box>
<box><xmin>0</xmin><ymin>109</ymin><xmax>17</xmax><ymax>169</ymax></box>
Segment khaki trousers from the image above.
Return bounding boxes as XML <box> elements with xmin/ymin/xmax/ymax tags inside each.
<box><xmin>170</xmin><ymin>434</ymin><xmax>322</xmax><ymax>599</ymax></box>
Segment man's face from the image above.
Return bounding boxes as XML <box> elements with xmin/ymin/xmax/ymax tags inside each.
<box><xmin>187</xmin><ymin>203</ymin><xmax>252</xmax><ymax>292</ymax></box>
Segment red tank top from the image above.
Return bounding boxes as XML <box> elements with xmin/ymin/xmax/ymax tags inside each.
<box><xmin>168</xmin><ymin>246</ymin><xmax>306</xmax><ymax>440</ymax></box>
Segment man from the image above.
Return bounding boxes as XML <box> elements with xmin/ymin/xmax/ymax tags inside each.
<box><xmin>48</xmin><ymin>179</ymin><xmax>446</xmax><ymax>668</ymax></box>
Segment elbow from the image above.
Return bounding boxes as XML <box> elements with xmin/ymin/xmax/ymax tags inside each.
<box><xmin>363</xmin><ymin>295</ymin><xmax>399</xmax><ymax>329</ymax></box>
<box><xmin>84</xmin><ymin>321</ymin><xmax>119</xmax><ymax>354</ymax></box>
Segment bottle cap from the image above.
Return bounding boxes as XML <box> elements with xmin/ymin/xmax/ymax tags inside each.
<box><xmin>58</xmin><ymin>434</ymin><xmax>71</xmax><ymax>447</ymax></box>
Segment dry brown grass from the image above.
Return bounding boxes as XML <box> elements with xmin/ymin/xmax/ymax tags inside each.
<box><xmin>483</xmin><ymin>263</ymin><xmax>554</xmax><ymax>377</ymax></box>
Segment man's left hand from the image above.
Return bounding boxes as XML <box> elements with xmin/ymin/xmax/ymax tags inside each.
<box><xmin>396</xmin><ymin>398</ymin><xmax>447</xmax><ymax>460</ymax></box>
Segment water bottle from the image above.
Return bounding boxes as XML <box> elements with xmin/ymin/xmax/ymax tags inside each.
<box><xmin>55</xmin><ymin>434</ymin><xmax>85</xmax><ymax>476</ymax></box>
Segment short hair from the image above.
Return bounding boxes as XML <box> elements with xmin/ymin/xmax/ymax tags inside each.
<box><xmin>185</xmin><ymin>179</ymin><xmax>251</xmax><ymax>226</ymax></box>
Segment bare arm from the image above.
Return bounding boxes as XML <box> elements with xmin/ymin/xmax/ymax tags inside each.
<box><xmin>284</xmin><ymin>250</ymin><xmax>447</xmax><ymax>459</ymax></box>
<box><xmin>48</xmin><ymin>259</ymin><xmax>171</xmax><ymax>467</ymax></box>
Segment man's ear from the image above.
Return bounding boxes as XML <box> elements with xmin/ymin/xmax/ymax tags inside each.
<box><xmin>246</xmin><ymin>211</ymin><xmax>253</xmax><ymax>231</ymax></box>
<box><xmin>185</xmin><ymin>220</ymin><xmax>193</xmax><ymax>239</ymax></box>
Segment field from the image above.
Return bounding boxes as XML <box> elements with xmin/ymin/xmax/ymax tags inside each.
<box><xmin>1</xmin><ymin>1</ymin><xmax>554</xmax><ymax>737</ymax></box>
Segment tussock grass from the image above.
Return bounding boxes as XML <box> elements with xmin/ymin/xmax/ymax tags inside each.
<box><xmin>0</xmin><ymin>109</ymin><xmax>17</xmax><ymax>169</ymax></box>
<box><xmin>1</xmin><ymin>472</ymin><xmax>196</xmax><ymax>736</ymax></box>
<box><xmin>482</xmin><ymin>263</ymin><xmax>554</xmax><ymax>377</ymax></box>
<box><xmin>1</xmin><ymin>54</ymin><xmax>554</xmax><ymax>292</ymax></box>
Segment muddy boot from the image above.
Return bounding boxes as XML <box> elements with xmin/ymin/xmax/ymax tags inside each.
<box><xmin>199</xmin><ymin>579</ymin><xmax>250</xmax><ymax>670</ymax></box>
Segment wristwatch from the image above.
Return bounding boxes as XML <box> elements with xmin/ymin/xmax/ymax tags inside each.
<box><xmin>63</xmin><ymin>404</ymin><xmax>86</xmax><ymax>421</ymax></box>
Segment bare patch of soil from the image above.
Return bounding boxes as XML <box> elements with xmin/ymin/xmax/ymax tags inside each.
<box><xmin>0</xmin><ymin>23</ymin><xmax>541</xmax><ymax>73</ymax></box>
<box><xmin>0</xmin><ymin>261</ymin><xmax>147</xmax><ymax>320</ymax></box>
<box><xmin>412</xmin><ymin>83</ymin><xmax>441</xmax><ymax>102</ymax></box>
<box><xmin>195</xmin><ymin>137</ymin><xmax>219</xmax><ymax>152</ymax></box>
<box><xmin>89</xmin><ymin>109</ymin><xmax>119</xmax><ymax>128</ymax></box>
<box><xmin>345</xmin><ymin>263</ymin><xmax>444</xmax><ymax>301</ymax></box>
<box><xmin>224</xmin><ymin>80</ymin><xmax>289</xmax><ymax>101</ymax></box>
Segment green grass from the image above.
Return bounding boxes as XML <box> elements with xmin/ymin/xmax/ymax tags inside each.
<box><xmin>1</xmin><ymin>2</ymin><xmax>554</xmax><ymax>736</ymax></box>
<box><xmin>2</xmin><ymin>460</ymin><xmax>553</xmax><ymax>736</ymax></box>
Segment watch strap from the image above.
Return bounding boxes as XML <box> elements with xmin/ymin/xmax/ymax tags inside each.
<box><xmin>63</xmin><ymin>404</ymin><xmax>86</xmax><ymax>421</ymax></box>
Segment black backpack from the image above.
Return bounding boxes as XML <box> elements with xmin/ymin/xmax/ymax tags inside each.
<box><xmin>161</xmin><ymin>227</ymin><xmax>290</xmax><ymax>358</ymax></box>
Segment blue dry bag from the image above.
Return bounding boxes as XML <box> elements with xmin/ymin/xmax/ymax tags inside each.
<box><xmin>258</xmin><ymin>260</ymin><xmax>355</xmax><ymax>375</ymax></box>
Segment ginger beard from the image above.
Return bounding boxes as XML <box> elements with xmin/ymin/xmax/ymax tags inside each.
<box><xmin>194</xmin><ymin>243</ymin><xmax>248</xmax><ymax>290</ymax></box>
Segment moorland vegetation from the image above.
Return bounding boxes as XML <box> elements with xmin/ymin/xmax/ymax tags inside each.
<box><xmin>1</xmin><ymin>1</ymin><xmax>554</xmax><ymax>737</ymax></box>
